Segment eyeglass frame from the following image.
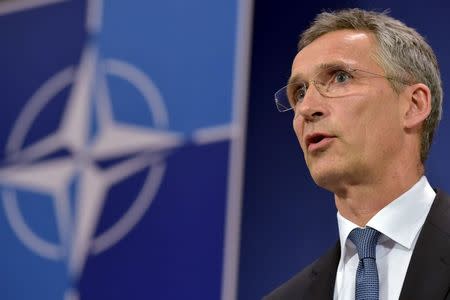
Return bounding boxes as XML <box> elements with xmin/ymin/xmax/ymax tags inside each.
<box><xmin>274</xmin><ymin>64</ymin><xmax>412</xmax><ymax>112</ymax></box>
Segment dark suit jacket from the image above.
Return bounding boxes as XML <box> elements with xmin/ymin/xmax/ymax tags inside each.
<box><xmin>264</xmin><ymin>190</ymin><xmax>450</xmax><ymax>300</ymax></box>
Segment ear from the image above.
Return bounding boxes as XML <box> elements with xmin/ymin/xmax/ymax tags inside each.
<box><xmin>403</xmin><ymin>83</ymin><xmax>432</xmax><ymax>130</ymax></box>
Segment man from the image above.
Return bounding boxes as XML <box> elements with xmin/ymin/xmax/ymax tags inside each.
<box><xmin>265</xmin><ymin>8</ymin><xmax>450</xmax><ymax>300</ymax></box>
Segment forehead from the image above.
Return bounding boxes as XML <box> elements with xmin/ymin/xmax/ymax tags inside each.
<box><xmin>291</xmin><ymin>30</ymin><xmax>381</xmax><ymax>78</ymax></box>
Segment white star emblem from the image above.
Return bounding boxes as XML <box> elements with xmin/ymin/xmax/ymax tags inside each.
<box><xmin>0</xmin><ymin>44</ymin><xmax>182</xmax><ymax>281</ymax></box>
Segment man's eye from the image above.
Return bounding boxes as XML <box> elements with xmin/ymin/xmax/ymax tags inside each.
<box><xmin>333</xmin><ymin>70</ymin><xmax>352</xmax><ymax>83</ymax></box>
<box><xmin>293</xmin><ymin>87</ymin><xmax>306</xmax><ymax>103</ymax></box>
<box><xmin>288</xmin><ymin>85</ymin><xmax>306</xmax><ymax>107</ymax></box>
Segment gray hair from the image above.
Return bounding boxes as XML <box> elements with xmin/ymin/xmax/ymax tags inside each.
<box><xmin>298</xmin><ymin>8</ymin><xmax>443</xmax><ymax>163</ymax></box>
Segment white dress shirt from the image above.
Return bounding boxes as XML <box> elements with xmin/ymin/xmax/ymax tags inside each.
<box><xmin>333</xmin><ymin>176</ymin><xmax>436</xmax><ymax>300</ymax></box>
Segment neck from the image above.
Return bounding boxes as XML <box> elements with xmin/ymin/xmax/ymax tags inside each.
<box><xmin>334</xmin><ymin>164</ymin><xmax>423</xmax><ymax>227</ymax></box>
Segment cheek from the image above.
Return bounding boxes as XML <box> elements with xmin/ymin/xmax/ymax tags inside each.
<box><xmin>292</xmin><ymin>114</ymin><xmax>301</xmax><ymax>137</ymax></box>
<box><xmin>365</xmin><ymin>91</ymin><xmax>401</xmax><ymax>134</ymax></box>
<box><xmin>333</xmin><ymin>98</ymin><xmax>376</xmax><ymax>151</ymax></box>
<box><xmin>345</xmin><ymin>93</ymin><xmax>401</xmax><ymax>154</ymax></box>
<box><xmin>293</xmin><ymin>115</ymin><xmax>306</xmax><ymax>148</ymax></box>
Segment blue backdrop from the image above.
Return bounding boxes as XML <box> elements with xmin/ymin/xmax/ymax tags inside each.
<box><xmin>1</xmin><ymin>1</ymin><xmax>449</xmax><ymax>300</ymax></box>
<box><xmin>0</xmin><ymin>0</ymin><xmax>252</xmax><ymax>299</ymax></box>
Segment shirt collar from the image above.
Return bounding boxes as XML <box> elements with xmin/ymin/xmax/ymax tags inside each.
<box><xmin>336</xmin><ymin>176</ymin><xmax>435</xmax><ymax>259</ymax></box>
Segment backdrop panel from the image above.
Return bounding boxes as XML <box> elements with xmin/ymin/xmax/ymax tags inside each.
<box><xmin>0</xmin><ymin>1</ymin><xmax>252</xmax><ymax>299</ymax></box>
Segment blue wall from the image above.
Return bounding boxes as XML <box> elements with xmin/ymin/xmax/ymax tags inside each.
<box><xmin>0</xmin><ymin>1</ymin><xmax>251</xmax><ymax>299</ymax></box>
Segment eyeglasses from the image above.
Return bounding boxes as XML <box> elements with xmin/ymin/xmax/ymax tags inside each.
<box><xmin>274</xmin><ymin>65</ymin><xmax>410</xmax><ymax>112</ymax></box>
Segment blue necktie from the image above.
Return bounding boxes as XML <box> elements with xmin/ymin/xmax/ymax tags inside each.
<box><xmin>348</xmin><ymin>227</ymin><xmax>381</xmax><ymax>300</ymax></box>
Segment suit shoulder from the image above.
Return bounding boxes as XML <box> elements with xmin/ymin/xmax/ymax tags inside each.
<box><xmin>262</xmin><ymin>260</ymin><xmax>317</xmax><ymax>300</ymax></box>
<box><xmin>429</xmin><ymin>190</ymin><xmax>450</xmax><ymax>234</ymax></box>
<box><xmin>263</xmin><ymin>242</ymin><xmax>340</xmax><ymax>300</ymax></box>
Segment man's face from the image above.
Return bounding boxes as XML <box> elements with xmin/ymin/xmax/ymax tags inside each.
<box><xmin>291</xmin><ymin>30</ymin><xmax>407</xmax><ymax>191</ymax></box>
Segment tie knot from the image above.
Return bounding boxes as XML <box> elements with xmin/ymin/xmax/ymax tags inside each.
<box><xmin>348</xmin><ymin>227</ymin><xmax>380</xmax><ymax>260</ymax></box>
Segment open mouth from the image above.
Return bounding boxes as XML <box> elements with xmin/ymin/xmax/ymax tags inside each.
<box><xmin>308</xmin><ymin>134</ymin><xmax>326</xmax><ymax>145</ymax></box>
<box><xmin>305</xmin><ymin>133</ymin><xmax>335</xmax><ymax>151</ymax></box>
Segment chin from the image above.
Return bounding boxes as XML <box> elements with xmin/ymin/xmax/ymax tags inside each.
<box><xmin>309</xmin><ymin>166</ymin><xmax>344</xmax><ymax>192</ymax></box>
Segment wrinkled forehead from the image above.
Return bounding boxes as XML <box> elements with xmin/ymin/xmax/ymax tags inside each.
<box><xmin>290</xmin><ymin>30</ymin><xmax>381</xmax><ymax>80</ymax></box>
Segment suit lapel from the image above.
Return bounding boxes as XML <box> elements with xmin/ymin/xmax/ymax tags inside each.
<box><xmin>399</xmin><ymin>190</ymin><xmax>450</xmax><ymax>300</ymax></box>
<box><xmin>304</xmin><ymin>241</ymin><xmax>340</xmax><ymax>300</ymax></box>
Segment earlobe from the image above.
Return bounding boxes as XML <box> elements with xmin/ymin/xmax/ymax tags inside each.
<box><xmin>403</xmin><ymin>83</ymin><xmax>432</xmax><ymax>129</ymax></box>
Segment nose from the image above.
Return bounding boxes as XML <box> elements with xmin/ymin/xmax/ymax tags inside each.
<box><xmin>295</xmin><ymin>83</ymin><xmax>326</xmax><ymax>122</ymax></box>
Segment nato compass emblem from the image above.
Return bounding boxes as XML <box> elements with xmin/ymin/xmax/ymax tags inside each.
<box><xmin>0</xmin><ymin>0</ymin><xmax>244</xmax><ymax>299</ymax></box>
<box><xmin>0</xmin><ymin>41</ymin><xmax>184</xmax><ymax>298</ymax></box>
